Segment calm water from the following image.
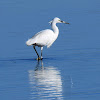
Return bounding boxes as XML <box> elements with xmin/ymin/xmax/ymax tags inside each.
<box><xmin>0</xmin><ymin>0</ymin><xmax>100</xmax><ymax>100</ymax></box>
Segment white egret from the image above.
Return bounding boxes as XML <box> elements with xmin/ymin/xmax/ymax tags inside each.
<box><xmin>26</xmin><ymin>17</ymin><xmax>69</xmax><ymax>60</ymax></box>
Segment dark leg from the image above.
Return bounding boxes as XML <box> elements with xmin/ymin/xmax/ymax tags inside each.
<box><xmin>33</xmin><ymin>45</ymin><xmax>40</xmax><ymax>59</ymax></box>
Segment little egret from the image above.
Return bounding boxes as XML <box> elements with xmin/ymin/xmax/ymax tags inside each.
<box><xmin>26</xmin><ymin>17</ymin><xmax>69</xmax><ymax>60</ymax></box>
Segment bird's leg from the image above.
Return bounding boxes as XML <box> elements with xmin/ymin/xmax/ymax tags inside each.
<box><xmin>33</xmin><ymin>45</ymin><xmax>40</xmax><ymax>60</ymax></box>
<box><xmin>41</xmin><ymin>47</ymin><xmax>43</xmax><ymax>59</ymax></box>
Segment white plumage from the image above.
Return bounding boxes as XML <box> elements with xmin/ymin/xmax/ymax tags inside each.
<box><xmin>26</xmin><ymin>29</ymin><xmax>57</xmax><ymax>48</ymax></box>
<box><xmin>26</xmin><ymin>17</ymin><xmax>69</xmax><ymax>60</ymax></box>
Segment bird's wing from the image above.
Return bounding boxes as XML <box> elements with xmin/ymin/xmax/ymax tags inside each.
<box><xmin>31</xmin><ymin>29</ymin><xmax>52</xmax><ymax>39</ymax></box>
<box><xmin>26</xmin><ymin>29</ymin><xmax>54</xmax><ymax>46</ymax></box>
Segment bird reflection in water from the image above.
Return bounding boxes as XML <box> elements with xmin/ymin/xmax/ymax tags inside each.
<box><xmin>28</xmin><ymin>61</ymin><xmax>63</xmax><ymax>100</ymax></box>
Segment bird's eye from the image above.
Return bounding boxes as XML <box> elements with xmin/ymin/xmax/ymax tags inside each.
<box><xmin>59</xmin><ymin>20</ymin><xmax>63</xmax><ymax>22</ymax></box>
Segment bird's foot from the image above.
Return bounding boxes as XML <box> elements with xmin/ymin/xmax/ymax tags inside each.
<box><xmin>36</xmin><ymin>57</ymin><xmax>43</xmax><ymax>60</ymax></box>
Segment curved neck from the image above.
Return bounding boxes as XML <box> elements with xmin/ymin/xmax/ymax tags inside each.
<box><xmin>51</xmin><ymin>22</ymin><xmax>59</xmax><ymax>34</ymax></box>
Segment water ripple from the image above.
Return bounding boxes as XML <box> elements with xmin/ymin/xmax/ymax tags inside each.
<box><xmin>28</xmin><ymin>61</ymin><xmax>63</xmax><ymax>100</ymax></box>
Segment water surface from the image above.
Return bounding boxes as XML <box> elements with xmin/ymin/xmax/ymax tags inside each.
<box><xmin>0</xmin><ymin>0</ymin><xmax>100</xmax><ymax>100</ymax></box>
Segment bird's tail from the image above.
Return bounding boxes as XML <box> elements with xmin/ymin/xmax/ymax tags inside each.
<box><xmin>26</xmin><ymin>39</ymin><xmax>32</xmax><ymax>46</ymax></box>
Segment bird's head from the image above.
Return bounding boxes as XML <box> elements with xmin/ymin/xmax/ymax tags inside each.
<box><xmin>49</xmin><ymin>17</ymin><xmax>69</xmax><ymax>24</ymax></box>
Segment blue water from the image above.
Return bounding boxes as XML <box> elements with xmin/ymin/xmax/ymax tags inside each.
<box><xmin>0</xmin><ymin>0</ymin><xmax>100</xmax><ymax>100</ymax></box>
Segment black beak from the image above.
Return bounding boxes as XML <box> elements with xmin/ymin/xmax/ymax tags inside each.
<box><xmin>61</xmin><ymin>20</ymin><xmax>70</xmax><ymax>24</ymax></box>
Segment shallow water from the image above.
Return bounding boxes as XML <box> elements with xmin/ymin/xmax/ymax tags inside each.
<box><xmin>0</xmin><ymin>0</ymin><xmax>100</xmax><ymax>100</ymax></box>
